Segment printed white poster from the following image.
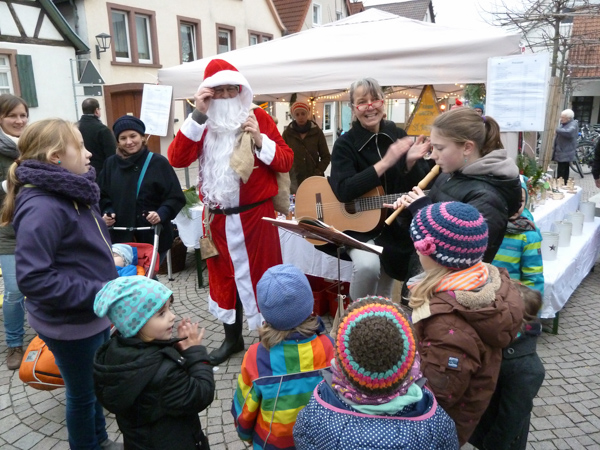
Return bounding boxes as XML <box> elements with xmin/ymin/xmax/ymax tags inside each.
<box><xmin>140</xmin><ymin>84</ymin><xmax>173</xmax><ymax>136</ymax></box>
<box><xmin>486</xmin><ymin>53</ymin><xmax>550</xmax><ymax>132</ymax></box>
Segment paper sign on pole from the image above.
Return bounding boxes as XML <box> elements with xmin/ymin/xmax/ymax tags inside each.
<box><xmin>405</xmin><ymin>85</ymin><xmax>441</xmax><ymax>137</ymax></box>
<box><xmin>140</xmin><ymin>84</ymin><xmax>173</xmax><ymax>136</ymax></box>
<box><xmin>486</xmin><ymin>53</ymin><xmax>550</xmax><ymax>132</ymax></box>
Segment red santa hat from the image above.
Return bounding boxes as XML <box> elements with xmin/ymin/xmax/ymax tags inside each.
<box><xmin>200</xmin><ymin>59</ymin><xmax>253</xmax><ymax>109</ymax></box>
<box><xmin>450</xmin><ymin>98</ymin><xmax>464</xmax><ymax>110</ymax></box>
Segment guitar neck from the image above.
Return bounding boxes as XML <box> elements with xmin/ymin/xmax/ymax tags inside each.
<box><xmin>355</xmin><ymin>193</ymin><xmax>403</xmax><ymax>212</ymax></box>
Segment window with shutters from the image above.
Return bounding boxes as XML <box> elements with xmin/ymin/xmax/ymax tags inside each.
<box><xmin>15</xmin><ymin>55</ymin><xmax>38</xmax><ymax>107</ymax></box>
<box><xmin>0</xmin><ymin>55</ymin><xmax>13</xmax><ymax>96</ymax></box>
<box><xmin>0</xmin><ymin>50</ymin><xmax>20</xmax><ymax>97</ymax></box>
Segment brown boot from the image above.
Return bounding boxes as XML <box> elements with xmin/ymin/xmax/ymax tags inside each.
<box><xmin>6</xmin><ymin>346</ymin><xmax>24</xmax><ymax>370</ymax></box>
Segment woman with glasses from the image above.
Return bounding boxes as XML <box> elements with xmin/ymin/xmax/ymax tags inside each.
<box><xmin>328</xmin><ymin>78</ymin><xmax>431</xmax><ymax>301</ymax></box>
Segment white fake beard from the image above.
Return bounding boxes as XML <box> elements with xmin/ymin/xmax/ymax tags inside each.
<box><xmin>199</xmin><ymin>97</ymin><xmax>249</xmax><ymax>208</ymax></box>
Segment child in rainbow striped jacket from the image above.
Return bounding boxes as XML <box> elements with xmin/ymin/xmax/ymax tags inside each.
<box><xmin>231</xmin><ymin>264</ymin><xmax>335</xmax><ymax>450</ymax></box>
<box><xmin>492</xmin><ymin>176</ymin><xmax>544</xmax><ymax>295</ymax></box>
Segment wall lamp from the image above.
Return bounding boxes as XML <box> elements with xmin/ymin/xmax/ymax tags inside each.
<box><xmin>95</xmin><ymin>33</ymin><xmax>112</xmax><ymax>59</ymax></box>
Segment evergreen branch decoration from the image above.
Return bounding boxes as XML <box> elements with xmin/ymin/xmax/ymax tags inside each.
<box><xmin>181</xmin><ymin>186</ymin><xmax>201</xmax><ymax>219</ymax></box>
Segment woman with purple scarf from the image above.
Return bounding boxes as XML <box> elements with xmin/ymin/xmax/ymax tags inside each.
<box><xmin>293</xmin><ymin>296</ymin><xmax>459</xmax><ymax>449</ymax></box>
<box><xmin>1</xmin><ymin>119</ymin><xmax>120</xmax><ymax>450</ymax></box>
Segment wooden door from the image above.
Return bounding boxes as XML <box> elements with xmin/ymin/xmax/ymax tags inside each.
<box><xmin>104</xmin><ymin>83</ymin><xmax>161</xmax><ymax>154</ymax></box>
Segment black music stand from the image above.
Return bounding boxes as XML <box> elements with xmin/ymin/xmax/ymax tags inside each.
<box><xmin>263</xmin><ymin>217</ymin><xmax>382</xmax><ymax>323</ymax></box>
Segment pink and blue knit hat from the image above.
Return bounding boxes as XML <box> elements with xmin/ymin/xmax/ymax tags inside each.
<box><xmin>335</xmin><ymin>296</ymin><xmax>417</xmax><ymax>395</ymax></box>
<box><xmin>410</xmin><ymin>201</ymin><xmax>488</xmax><ymax>270</ymax></box>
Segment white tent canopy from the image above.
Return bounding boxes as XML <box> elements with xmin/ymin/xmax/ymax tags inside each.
<box><xmin>158</xmin><ymin>9</ymin><xmax>522</xmax><ymax>101</ymax></box>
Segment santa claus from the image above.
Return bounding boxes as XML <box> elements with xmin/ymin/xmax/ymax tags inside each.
<box><xmin>168</xmin><ymin>59</ymin><xmax>293</xmax><ymax>365</ymax></box>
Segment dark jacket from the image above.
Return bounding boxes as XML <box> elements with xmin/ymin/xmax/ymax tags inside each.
<box><xmin>0</xmin><ymin>129</ymin><xmax>19</xmax><ymax>254</ymax></box>
<box><xmin>413</xmin><ymin>265</ymin><xmax>524</xmax><ymax>446</ymax></box>
<box><xmin>78</xmin><ymin>114</ymin><xmax>117</xmax><ymax>179</ymax></box>
<box><xmin>408</xmin><ymin>149</ymin><xmax>522</xmax><ymax>263</ymax></box>
<box><xmin>282</xmin><ymin>121</ymin><xmax>331</xmax><ymax>193</ymax></box>
<box><xmin>98</xmin><ymin>148</ymin><xmax>186</xmax><ymax>254</ymax></box>
<box><xmin>13</xmin><ymin>186</ymin><xmax>116</xmax><ymax>340</ymax></box>
<box><xmin>552</xmin><ymin>119</ymin><xmax>578</xmax><ymax>162</ymax></box>
<box><xmin>592</xmin><ymin>139</ymin><xmax>600</xmax><ymax>180</ymax></box>
<box><xmin>329</xmin><ymin>119</ymin><xmax>432</xmax><ymax>279</ymax></box>
<box><xmin>469</xmin><ymin>324</ymin><xmax>545</xmax><ymax>450</ymax></box>
<box><xmin>94</xmin><ymin>335</ymin><xmax>215</xmax><ymax>450</ymax></box>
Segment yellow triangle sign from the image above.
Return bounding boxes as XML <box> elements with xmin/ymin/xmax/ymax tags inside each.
<box><xmin>405</xmin><ymin>85</ymin><xmax>441</xmax><ymax>137</ymax></box>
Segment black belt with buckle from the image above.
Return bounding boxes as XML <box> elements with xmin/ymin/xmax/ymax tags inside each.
<box><xmin>209</xmin><ymin>199</ymin><xmax>267</xmax><ymax>216</ymax></box>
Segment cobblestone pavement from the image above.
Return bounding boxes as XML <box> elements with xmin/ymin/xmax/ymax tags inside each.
<box><xmin>1</xmin><ymin>173</ymin><xmax>600</xmax><ymax>449</ymax></box>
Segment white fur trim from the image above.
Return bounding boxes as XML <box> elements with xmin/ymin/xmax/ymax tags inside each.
<box><xmin>180</xmin><ymin>115</ymin><xmax>206</xmax><ymax>142</ymax></box>
<box><xmin>255</xmin><ymin>134</ymin><xmax>276</xmax><ymax>165</ymax></box>
<box><xmin>200</xmin><ymin>69</ymin><xmax>252</xmax><ymax>110</ymax></box>
<box><xmin>246</xmin><ymin>311</ymin><xmax>264</xmax><ymax>331</ymax></box>
<box><xmin>225</xmin><ymin>213</ymin><xmax>261</xmax><ymax>330</ymax></box>
<box><xmin>208</xmin><ymin>295</ymin><xmax>236</xmax><ymax>325</ymax></box>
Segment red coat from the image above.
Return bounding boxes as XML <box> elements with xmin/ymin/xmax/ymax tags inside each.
<box><xmin>413</xmin><ymin>266</ymin><xmax>523</xmax><ymax>446</ymax></box>
<box><xmin>168</xmin><ymin>107</ymin><xmax>293</xmax><ymax>329</ymax></box>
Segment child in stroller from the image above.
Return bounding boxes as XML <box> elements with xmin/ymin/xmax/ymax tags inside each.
<box><xmin>111</xmin><ymin>225</ymin><xmax>161</xmax><ymax>279</ymax></box>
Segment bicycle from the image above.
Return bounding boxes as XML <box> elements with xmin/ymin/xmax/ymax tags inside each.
<box><xmin>569</xmin><ymin>140</ymin><xmax>596</xmax><ymax>178</ymax></box>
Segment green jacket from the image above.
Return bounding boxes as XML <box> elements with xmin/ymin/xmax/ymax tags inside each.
<box><xmin>0</xmin><ymin>130</ymin><xmax>19</xmax><ymax>254</ymax></box>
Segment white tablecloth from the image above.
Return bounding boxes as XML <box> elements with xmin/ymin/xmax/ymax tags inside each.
<box><xmin>540</xmin><ymin>217</ymin><xmax>600</xmax><ymax>318</ymax></box>
<box><xmin>173</xmin><ymin>208</ymin><xmax>354</xmax><ymax>281</ymax></box>
<box><xmin>173</xmin><ymin>205</ymin><xmax>204</xmax><ymax>249</ymax></box>
<box><xmin>278</xmin><ymin>228</ymin><xmax>353</xmax><ymax>282</ymax></box>
<box><xmin>531</xmin><ymin>187</ymin><xmax>581</xmax><ymax>232</ymax></box>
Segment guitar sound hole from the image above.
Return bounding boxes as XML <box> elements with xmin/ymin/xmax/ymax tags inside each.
<box><xmin>344</xmin><ymin>202</ymin><xmax>357</xmax><ymax>215</ymax></box>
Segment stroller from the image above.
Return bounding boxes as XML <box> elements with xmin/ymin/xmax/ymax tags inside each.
<box><xmin>111</xmin><ymin>224</ymin><xmax>173</xmax><ymax>280</ymax></box>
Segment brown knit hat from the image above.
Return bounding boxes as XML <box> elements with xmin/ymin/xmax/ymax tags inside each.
<box><xmin>335</xmin><ymin>296</ymin><xmax>417</xmax><ymax>395</ymax></box>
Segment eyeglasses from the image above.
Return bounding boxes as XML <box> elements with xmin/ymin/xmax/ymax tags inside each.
<box><xmin>213</xmin><ymin>86</ymin><xmax>240</xmax><ymax>96</ymax></box>
<box><xmin>353</xmin><ymin>99</ymin><xmax>384</xmax><ymax>112</ymax></box>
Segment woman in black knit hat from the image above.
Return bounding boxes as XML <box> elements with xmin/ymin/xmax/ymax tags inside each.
<box><xmin>98</xmin><ymin>115</ymin><xmax>185</xmax><ymax>263</ymax></box>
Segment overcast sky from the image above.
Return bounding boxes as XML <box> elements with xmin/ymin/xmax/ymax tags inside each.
<box><xmin>360</xmin><ymin>0</ymin><xmax>505</xmax><ymax>29</ymax></box>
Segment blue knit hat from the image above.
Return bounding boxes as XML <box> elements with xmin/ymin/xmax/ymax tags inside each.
<box><xmin>257</xmin><ymin>264</ymin><xmax>314</xmax><ymax>330</ymax></box>
<box><xmin>113</xmin><ymin>115</ymin><xmax>145</xmax><ymax>140</ymax></box>
<box><xmin>410</xmin><ymin>202</ymin><xmax>489</xmax><ymax>270</ymax></box>
<box><xmin>94</xmin><ymin>276</ymin><xmax>173</xmax><ymax>337</ymax></box>
<box><xmin>473</xmin><ymin>103</ymin><xmax>485</xmax><ymax>113</ymax></box>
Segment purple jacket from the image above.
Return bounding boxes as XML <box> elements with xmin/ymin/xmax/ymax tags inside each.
<box><xmin>14</xmin><ymin>187</ymin><xmax>117</xmax><ymax>340</ymax></box>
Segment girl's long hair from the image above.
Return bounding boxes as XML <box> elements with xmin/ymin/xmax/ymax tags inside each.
<box><xmin>1</xmin><ymin>119</ymin><xmax>79</xmax><ymax>225</ymax></box>
<box><xmin>407</xmin><ymin>265</ymin><xmax>452</xmax><ymax>309</ymax></box>
<box><xmin>432</xmin><ymin>107</ymin><xmax>503</xmax><ymax>156</ymax></box>
<box><xmin>258</xmin><ymin>315</ymin><xmax>320</xmax><ymax>350</ymax></box>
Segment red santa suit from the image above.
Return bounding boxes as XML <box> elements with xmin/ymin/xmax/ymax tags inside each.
<box><xmin>168</xmin><ymin>63</ymin><xmax>293</xmax><ymax>330</ymax></box>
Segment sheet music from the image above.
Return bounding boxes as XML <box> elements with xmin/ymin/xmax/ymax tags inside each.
<box><xmin>263</xmin><ymin>217</ymin><xmax>383</xmax><ymax>255</ymax></box>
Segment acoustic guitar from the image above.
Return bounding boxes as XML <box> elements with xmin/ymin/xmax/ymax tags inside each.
<box><xmin>295</xmin><ymin>177</ymin><xmax>406</xmax><ymax>236</ymax></box>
